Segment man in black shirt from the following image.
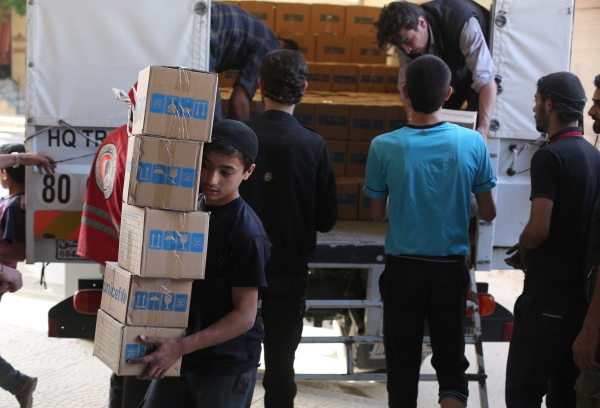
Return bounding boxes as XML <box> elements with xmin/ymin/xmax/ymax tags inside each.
<box><xmin>131</xmin><ymin>120</ymin><xmax>270</xmax><ymax>408</ymax></box>
<box><xmin>504</xmin><ymin>72</ymin><xmax>600</xmax><ymax>407</ymax></box>
<box><xmin>239</xmin><ymin>49</ymin><xmax>338</xmax><ymax>408</ymax></box>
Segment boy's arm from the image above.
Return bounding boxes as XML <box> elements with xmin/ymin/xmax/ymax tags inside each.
<box><xmin>0</xmin><ymin>241</ymin><xmax>25</xmax><ymax>263</ymax></box>
<box><xmin>130</xmin><ymin>286</ymin><xmax>259</xmax><ymax>380</ymax></box>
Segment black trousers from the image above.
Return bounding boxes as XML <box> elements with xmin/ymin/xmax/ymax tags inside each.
<box><xmin>505</xmin><ymin>291</ymin><xmax>587</xmax><ymax>408</ymax></box>
<box><xmin>108</xmin><ymin>373</ymin><xmax>150</xmax><ymax>408</ymax></box>
<box><xmin>380</xmin><ymin>256</ymin><xmax>470</xmax><ymax>408</ymax></box>
<box><xmin>261</xmin><ymin>263</ymin><xmax>309</xmax><ymax>408</ymax></box>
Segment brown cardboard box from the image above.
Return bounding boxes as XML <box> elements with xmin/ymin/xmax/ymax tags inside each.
<box><xmin>315</xmin><ymin>35</ymin><xmax>352</xmax><ymax>63</ymax></box>
<box><xmin>441</xmin><ymin>109</ymin><xmax>478</xmax><ymax>130</ymax></box>
<box><xmin>325</xmin><ymin>140</ymin><xmax>347</xmax><ymax>176</ymax></box>
<box><xmin>275</xmin><ymin>3</ymin><xmax>311</xmax><ymax>33</ymax></box>
<box><xmin>331</xmin><ymin>64</ymin><xmax>359</xmax><ymax>92</ymax></box>
<box><xmin>358</xmin><ymin>64</ymin><xmax>386</xmax><ymax>93</ymax></box>
<box><xmin>345</xmin><ymin>6</ymin><xmax>380</xmax><ymax>36</ymax></box>
<box><xmin>240</xmin><ymin>1</ymin><xmax>276</xmax><ymax>31</ymax></box>
<box><xmin>133</xmin><ymin>66</ymin><xmax>217</xmax><ymax>142</ymax></box>
<box><xmin>118</xmin><ymin>204</ymin><xmax>208</xmax><ymax>279</ymax></box>
<box><xmin>336</xmin><ymin>177</ymin><xmax>358</xmax><ymax>220</ymax></box>
<box><xmin>385</xmin><ymin>66</ymin><xmax>399</xmax><ymax>93</ymax></box>
<box><xmin>123</xmin><ymin>135</ymin><xmax>203</xmax><ymax>211</ymax></box>
<box><xmin>306</xmin><ymin>62</ymin><xmax>332</xmax><ymax>92</ymax></box>
<box><xmin>349</xmin><ymin>105</ymin><xmax>386</xmax><ymax>141</ymax></box>
<box><xmin>101</xmin><ymin>262</ymin><xmax>193</xmax><ymax>328</ymax></box>
<box><xmin>345</xmin><ymin>141</ymin><xmax>370</xmax><ymax>177</ymax></box>
<box><xmin>293</xmin><ymin>103</ymin><xmax>315</xmax><ymax>128</ymax></box>
<box><xmin>310</xmin><ymin>4</ymin><xmax>346</xmax><ymax>35</ymax></box>
<box><xmin>218</xmin><ymin>70</ymin><xmax>239</xmax><ymax>88</ymax></box>
<box><xmin>93</xmin><ymin>309</ymin><xmax>185</xmax><ymax>376</ymax></box>
<box><xmin>278</xmin><ymin>32</ymin><xmax>316</xmax><ymax>62</ymax></box>
<box><xmin>314</xmin><ymin>103</ymin><xmax>350</xmax><ymax>140</ymax></box>
<box><xmin>353</xmin><ymin>177</ymin><xmax>371</xmax><ymax>220</ymax></box>
<box><xmin>385</xmin><ymin>105</ymin><xmax>408</xmax><ymax>133</ymax></box>
<box><xmin>352</xmin><ymin>35</ymin><xmax>386</xmax><ymax>64</ymax></box>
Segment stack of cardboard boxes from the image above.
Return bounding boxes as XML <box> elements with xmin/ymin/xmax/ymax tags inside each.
<box><xmin>217</xmin><ymin>1</ymin><xmax>398</xmax><ymax>94</ymax></box>
<box><xmin>93</xmin><ymin>65</ymin><xmax>218</xmax><ymax>377</ymax></box>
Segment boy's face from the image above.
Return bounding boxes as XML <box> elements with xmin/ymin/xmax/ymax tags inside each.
<box><xmin>200</xmin><ymin>148</ymin><xmax>255</xmax><ymax>207</ymax></box>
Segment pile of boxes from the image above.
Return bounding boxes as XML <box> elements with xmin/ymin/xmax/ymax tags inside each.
<box><xmin>93</xmin><ymin>65</ymin><xmax>217</xmax><ymax>377</ymax></box>
<box><xmin>217</xmin><ymin>1</ymin><xmax>399</xmax><ymax>94</ymax></box>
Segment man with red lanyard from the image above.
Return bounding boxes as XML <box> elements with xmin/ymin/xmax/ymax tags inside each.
<box><xmin>76</xmin><ymin>83</ymin><xmax>150</xmax><ymax>408</ymax></box>
<box><xmin>504</xmin><ymin>72</ymin><xmax>600</xmax><ymax>407</ymax></box>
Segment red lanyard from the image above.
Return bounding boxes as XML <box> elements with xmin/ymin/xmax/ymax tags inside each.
<box><xmin>548</xmin><ymin>131</ymin><xmax>583</xmax><ymax>145</ymax></box>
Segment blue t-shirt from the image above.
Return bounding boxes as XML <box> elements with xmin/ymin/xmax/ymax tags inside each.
<box><xmin>364</xmin><ymin>122</ymin><xmax>496</xmax><ymax>256</ymax></box>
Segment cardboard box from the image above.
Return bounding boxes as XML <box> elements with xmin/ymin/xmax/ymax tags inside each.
<box><xmin>94</xmin><ymin>310</ymin><xmax>185</xmax><ymax>376</ymax></box>
<box><xmin>275</xmin><ymin>3</ymin><xmax>311</xmax><ymax>33</ymax></box>
<box><xmin>101</xmin><ymin>262</ymin><xmax>193</xmax><ymax>328</ymax></box>
<box><xmin>315</xmin><ymin>103</ymin><xmax>350</xmax><ymax>140</ymax></box>
<box><xmin>358</xmin><ymin>64</ymin><xmax>386</xmax><ymax>93</ymax></box>
<box><xmin>325</xmin><ymin>140</ymin><xmax>347</xmax><ymax>176</ymax></box>
<box><xmin>306</xmin><ymin>62</ymin><xmax>332</xmax><ymax>92</ymax></box>
<box><xmin>218</xmin><ymin>70</ymin><xmax>239</xmax><ymax>88</ymax></box>
<box><xmin>240</xmin><ymin>1</ymin><xmax>276</xmax><ymax>31</ymax></box>
<box><xmin>352</xmin><ymin>35</ymin><xmax>387</xmax><ymax>64</ymax></box>
<box><xmin>441</xmin><ymin>109</ymin><xmax>478</xmax><ymax>130</ymax></box>
<box><xmin>310</xmin><ymin>4</ymin><xmax>346</xmax><ymax>35</ymax></box>
<box><xmin>133</xmin><ymin>66</ymin><xmax>217</xmax><ymax>141</ymax></box>
<box><xmin>349</xmin><ymin>105</ymin><xmax>386</xmax><ymax>141</ymax></box>
<box><xmin>385</xmin><ymin>105</ymin><xmax>408</xmax><ymax>133</ymax></box>
<box><xmin>385</xmin><ymin>66</ymin><xmax>399</xmax><ymax>93</ymax></box>
<box><xmin>123</xmin><ymin>135</ymin><xmax>203</xmax><ymax>212</ymax></box>
<box><xmin>315</xmin><ymin>35</ymin><xmax>352</xmax><ymax>63</ymax></box>
<box><xmin>293</xmin><ymin>103</ymin><xmax>315</xmax><ymax>128</ymax></box>
<box><xmin>278</xmin><ymin>32</ymin><xmax>316</xmax><ymax>62</ymax></box>
<box><xmin>345</xmin><ymin>141</ymin><xmax>370</xmax><ymax>177</ymax></box>
<box><xmin>345</xmin><ymin>6</ymin><xmax>380</xmax><ymax>36</ymax></box>
<box><xmin>336</xmin><ymin>177</ymin><xmax>358</xmax><ymax>220</ymax></box>
<box><xmin>332</xmin><ymin>64</ymin><xmax>359</xmax><ymax>92</ymax></box>
<box><xmin>118</xmin><ymin>203</ymin><xmax>208</xmax><ymax>279</ymax></box>
<box><xmin>353</xmin><ymin>177</ymin><xmax>371</xmax><ymax>221</ymax></box>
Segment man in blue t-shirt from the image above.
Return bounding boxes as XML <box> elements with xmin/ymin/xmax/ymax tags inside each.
<box><xmin>130</xmin><ymin>121</ymin><xmax>270</xmax><ymax>408</ymax></box>
<box><xmin>363</xmin><ymin>55</ymin><xmax>496</xmax><ymax>408</ymax></box>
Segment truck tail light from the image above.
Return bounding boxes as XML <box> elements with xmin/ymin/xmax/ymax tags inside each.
<box><xmin>466</xmin><ymin>293</ymin><xmax>496</xmax><ymax>317</ymax></box>
<box><xmin>73</xmin><ymin>289</ymin><xmax>102</xmax><ymax>315</ymax></box>
<box><xmin>48</xmin><ymin>318</ymin><xmax>58</xmax><ymax>337</ymax></box>
<box><xmin>502</xmin><ymin>322</ymin><xmax>514</xmax><ymax>342</ymax></box>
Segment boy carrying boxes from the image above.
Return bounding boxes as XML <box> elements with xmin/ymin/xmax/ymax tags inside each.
<box><xmin>130</xmin><ymin>120</ymin><xmax>270</xmax><ymax>408</ymax></box>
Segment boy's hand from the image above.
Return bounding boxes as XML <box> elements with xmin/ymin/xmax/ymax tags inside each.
<box><xmin>128</xmin><ymin>335</ymin><xmax>185</xmax><ymax>381</ymax></box>
<box><xmin>505</xmin><ymin>243</ymin><xmax>528</xmax><ymax>271</ymax></box>
<box><xmin>21</xmin><ymin>151</ymin><xmax>57</xmax><ymax>174</ymax></box>
<box><xmin>0</xmin><ymin>265</ymin><xmax>23</xmax><ymax>293</ymax></box>
<box><xmin>573</xmin><ymin>327</ymin><xmax>600</xmax><ymax>371</ymax></box>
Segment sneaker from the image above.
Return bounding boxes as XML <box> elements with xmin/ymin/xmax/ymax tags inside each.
<box><xmin>15</xmin><ymin>376</ymin><xmax>37</xmax><ymax>408</ymax></box>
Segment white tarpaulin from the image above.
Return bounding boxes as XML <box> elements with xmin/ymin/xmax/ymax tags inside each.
<box><xmin>27</xmin><ymin>0</ymin><xmax>210</xmax><ymax>127</ymax></box>
<box><xmin>489</xmin><ymin>0</ymin><xmax>575</xmax><ymax>140</ymax></box>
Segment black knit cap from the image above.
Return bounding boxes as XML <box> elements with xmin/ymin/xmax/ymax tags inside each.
<box><xmin>211</xmin><ymin>120</ymin><xmax>258</xmax><ymax>162</ymax></box>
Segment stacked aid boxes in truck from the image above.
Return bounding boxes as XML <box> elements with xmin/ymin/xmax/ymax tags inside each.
<box><xmin>93</xmin><ymin>66</ymin><xmax>217</xmax><ymax>376</ymax></box>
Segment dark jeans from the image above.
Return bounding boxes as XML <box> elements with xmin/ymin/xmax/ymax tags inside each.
<box><xmin>139</xmin><ymin>367</ymin><xmax>257</xmax><ymax>408</ymax></box>
<box><xmin>505</xmin><ymin>292</ymin><xmax>587</xmax><ymax>408</ymax></box>
<box><xmin>380</xmin><ymin>256</ymin><xmax>470</xmax><ymax>408</ymax></box>
<box><xmin>109</xmin><ymin>373</ymin><xmax>151</xmax><ymax>408</ymax></box>
<box><xmin>261</xmin><ymin>263</ymin><xmax>309</xmax><ymax>408</ymax></box>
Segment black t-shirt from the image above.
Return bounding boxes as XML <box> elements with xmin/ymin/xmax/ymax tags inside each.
<box><xmin>0</xmin><ymin>193</ymin><xmax>25</xmax><ymax>269</ymax></box>
<box><xmin>183</xmin><ymin>195</ymin><xmax>270</xmax><ymax>375</ymax></box>
<box><xmin>525</xmin><ymin>128</ymin><xmax>600</xmax><ymax>301</ymax></box>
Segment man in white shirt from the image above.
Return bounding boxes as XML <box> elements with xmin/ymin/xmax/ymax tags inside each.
<box><xmin>374</xmin><ymin>0</ymin><xmax>498</xmax><ymax>138</ymax></box>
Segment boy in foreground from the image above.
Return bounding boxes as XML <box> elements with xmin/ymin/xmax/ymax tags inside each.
<box><xmin>130</xmin><ymin>120</ymin><xmax>270</xmax><ymax>408</ymax></box>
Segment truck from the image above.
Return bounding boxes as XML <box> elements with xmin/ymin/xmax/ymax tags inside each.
<box><xmin>18</xmin><ymin>0</ymin><xmax>588</xmax><ymax>389</ymax></box>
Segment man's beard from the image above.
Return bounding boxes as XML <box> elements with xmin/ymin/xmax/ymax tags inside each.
<box><xmin>592</xmin><ymin>116</ymin><xmax>600</xmax><ymax>134</ymax></box>
<box><xmin>535</xmin><ymin>107</ymin><xmax>549</xmax><ymax>134</ymax></box>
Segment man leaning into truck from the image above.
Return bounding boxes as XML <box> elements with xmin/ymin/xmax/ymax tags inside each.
<box><xmin>363</xmin><ymin>55</ymin><xmax>497</xmax><ymax>408</ymax></box>
<box><xmin>504</xmin><ymin>72</ymin><xmax>600</xmax><ymax>407</ymax></box>
<box><xmin>374</xmin><ymin>0</ymin><xmax>498</xmax><ymax>139</ymax></box>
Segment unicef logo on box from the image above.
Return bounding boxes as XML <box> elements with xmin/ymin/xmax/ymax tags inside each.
<box><xmin>149</xmin><ymin>93</ymin><xmax>209</xmax><ymax>121</ymax></box>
